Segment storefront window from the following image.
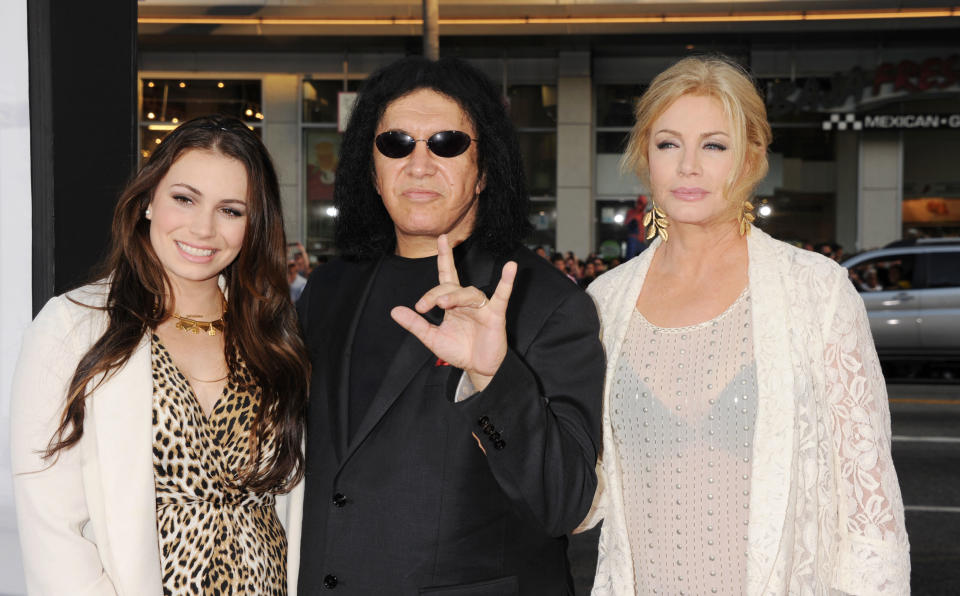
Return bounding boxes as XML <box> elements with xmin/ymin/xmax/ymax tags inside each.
<box><xmin>303</xmin><ymin>79</ymin><xmax>360</xmax><ymax>124</ymax></box>
<box><xmin>508</xmin><ymin>85</ymin><xmax>558</xmax><ymax>248</ymax></box>
<box><xmin>596</xmin><ymin>84</ymin><xmax>645</xmax><ymax>128</ymax></box>
<box><xmin>518</xmin><ymin>132</ymin><xmax>557</xmax><ymax>198</ymax></box>
<box><xmin>139</xmin><ymin>78</ymin><xmax>262</xmax><ymax>163</ymax></box>
<box><xmin>595</xmin><ymin>84</ymin><xmax>647</xmax><ymax>256</ymax></box>
<box><xmin>901</xmin><ymin>97</ymin><xmax>960</xmax><ymax>238</ymax></box>
<box><xmin>754</xmin><ymin>77</ymin><xmax>840</xmax><ymax>245</ymax></box>
<box><xmin>508</xmin><ymin>85</ymin><xmax>557</xmax><ymax>129</ymax></box>
<box><xmin>758</xmin><ymin>126</ymin><xmax>838</xmax><ymax>245</ymax></box>
<box><xmin>595</xmin><ymin>199</ymin><xmax>633</xmax><ymax>259</ymax></box>
<box><xmin>302</xmin><ymin>78</ymin><xmax>360</xmax><ymax>256</ymax></box>
<box><xmin>527</xmin><ymin>202</ymin><xmax>557</xmax><ymax>250</ymax></box>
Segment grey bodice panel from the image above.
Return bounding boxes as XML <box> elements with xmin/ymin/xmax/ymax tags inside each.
<box><xmin>610</xmin><ymin>289</ymin><xmax>757</xmax><ymax>595</ymax></box>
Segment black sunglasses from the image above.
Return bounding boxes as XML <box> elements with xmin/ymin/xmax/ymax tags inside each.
<box><xmin>375</xmin><ymin>130</ymin><xmax>478</xmax><ymax>159</ymax></box>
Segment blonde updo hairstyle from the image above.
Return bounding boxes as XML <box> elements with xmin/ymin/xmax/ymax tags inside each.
<box><xmin>621</xmin><ymin>55</ymin><xmax>773</xmax><ymax>216</ymax></box>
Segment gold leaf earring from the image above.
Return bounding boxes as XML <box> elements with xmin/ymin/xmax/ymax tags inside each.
<box><xmin>642</xmin><ymin>200</ymin><xmax>669</xmax><ymax>242</ymax></box>
<box><xmin>738</xmin><ymin>200</ymin><xmax>755</xmax><ymax>236</ymax></box>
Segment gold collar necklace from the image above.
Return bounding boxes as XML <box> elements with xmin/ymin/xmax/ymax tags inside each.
<box><xmin>173</xmin><ymin>300</ymin><xmax>226</xmax><ymax>336</ymax></box>
<box><xmin>173</xmin><ymin>313</ymin><xmax>225</xmax><ymax>336</ymax></box>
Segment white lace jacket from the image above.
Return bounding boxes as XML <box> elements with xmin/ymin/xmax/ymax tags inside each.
<box><xmin>579</xmin><ymin>229</ymin><xmax>910</xmax><ymax>595</ymax></box>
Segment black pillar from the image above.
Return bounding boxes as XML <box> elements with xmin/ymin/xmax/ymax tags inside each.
<box><xmin>28</xmin><ymin>0</ymin><xmax>137</xmax><ymax>313</ymax></box>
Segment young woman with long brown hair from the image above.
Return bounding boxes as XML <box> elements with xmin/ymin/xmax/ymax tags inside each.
<box><xmin>11</xmin><ymin>115</ymin><xmax>309</xmax><ymax>595</ymax></box>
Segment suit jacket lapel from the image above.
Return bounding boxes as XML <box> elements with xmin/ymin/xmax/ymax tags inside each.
<box><xmin>340</xmin><ymin>240</ymin><xmax>494</xmax><ymax>466</ymax></box>
<box><xmin>333</xmin><ymin>260</ymin><xmax>382</xmax><ymax>458</ymax></box>
<box><xmin>305</xmin><ymin>259</ymin><xmax>381</xmax><ymax>462</ymax></box>
<box><xmin>456</xmin><ymin>238</ymin><xmax>498</xmax><ymax>294</ymax></box>
<box><xmin>341</xmin><ymin>330</ymin><xmax>436</xmax><ymax>465</ymax></box>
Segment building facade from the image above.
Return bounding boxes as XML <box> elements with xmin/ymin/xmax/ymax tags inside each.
<box><xmin>138</xmin><ymin>1</ymin><xmax>960</xmax><ymax>260</ymax></box>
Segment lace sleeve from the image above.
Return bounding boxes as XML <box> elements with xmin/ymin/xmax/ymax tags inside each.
<box><xmin>823</xmin><ymin>275</ymin><xmax>910</xmax><ymax>595</ymax></box>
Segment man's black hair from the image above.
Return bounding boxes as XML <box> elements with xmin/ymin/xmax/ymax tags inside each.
<box><xmin>334</xmin><ymin>56</ymin><xmax>532</xmax><ymax>260</ymax></box>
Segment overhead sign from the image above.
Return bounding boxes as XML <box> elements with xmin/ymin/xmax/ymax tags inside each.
<box><xmin>822</xmin><ymin>113</ymin><xmax>960</xmax><ymax>131</ymax></box>
<box><xmin>767</xmin><ymin>53</ymin><xmax>959</xmax><ymax>117</ymax></box>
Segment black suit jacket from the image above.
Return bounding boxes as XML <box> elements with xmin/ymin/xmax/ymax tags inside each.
<box><xmin>297</xmin><ymin>242</ymin><xmax>604</xmax><ymax>595</ymax></box>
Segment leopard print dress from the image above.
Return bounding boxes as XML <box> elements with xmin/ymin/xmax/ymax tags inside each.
<box><xmin>151</xmin><ymin>335</ymin><xmax>287</xmax><ymax>595</ymax></box>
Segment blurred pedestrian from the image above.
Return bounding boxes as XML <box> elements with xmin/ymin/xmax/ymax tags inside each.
<box><xmin>623</xmin><ymin>194</ymin><xmax>649</xmax><ymax>259</ymax></box>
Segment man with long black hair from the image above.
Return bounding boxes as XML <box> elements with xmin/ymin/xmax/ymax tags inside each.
<box><xmin>290</xmin><ymin>56</ymin><xmax>604</xmax><ymax>595</ymax></box>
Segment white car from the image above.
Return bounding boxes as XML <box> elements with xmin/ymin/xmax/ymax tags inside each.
<box><xmin>843</xmin><ymin>239</ymin><xmax>960</xmax><ymax>360</ymax></box>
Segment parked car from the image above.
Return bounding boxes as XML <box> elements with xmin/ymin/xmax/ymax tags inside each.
<box><xmin>842</xmin><ymin>239</ymin><xmax>960</xmax><ymax>360</ymax></box>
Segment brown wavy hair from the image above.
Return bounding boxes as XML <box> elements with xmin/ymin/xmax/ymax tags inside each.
<box><xmin>44</xmin><ymin>115</ymin><xmax>309</xmax><ymax>493</ymax></box>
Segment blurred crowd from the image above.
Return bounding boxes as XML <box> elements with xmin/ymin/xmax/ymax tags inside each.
<box><xmin>800</xmin><ymin>240</ymin><xmax>910</xmax><ymax>293</ymax></box>
<box><xmin>287</xmin><ymin>239</ymin><xmax>873</xmax><ymax>298</ymax></box>
<box><xmin>534</xmin><ymin>246</ymin><xmax>622</xmax><ymax>289</ymax></box>
<box><xmin>801</xmin><ymin>241</ymin><xmax>846</xmax><ymax>263</ymax></box>
<box><xmin>287</xmin><ymin>242</ymin><xmax>328</xmax><ymax>302</ymax></box>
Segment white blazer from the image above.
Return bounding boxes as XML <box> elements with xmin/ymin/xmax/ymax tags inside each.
<box><xmin>10</xmin><ymin>282</ymin><xmax>305</xmax><ymax>595</ymax></box>
<box><xmin>580</xmin><ymin>229</ymin><xmax>910</xmax><ymax>595</ymax></box>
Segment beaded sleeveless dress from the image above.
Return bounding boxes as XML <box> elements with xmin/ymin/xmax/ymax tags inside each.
<box><xmin>610</xmin><ymin>289</ymin><xmax>757</xmax><ymax>595</ymax></box>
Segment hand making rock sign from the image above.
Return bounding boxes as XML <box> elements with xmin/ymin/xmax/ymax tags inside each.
<box><xmin>390</xmin><ymin>233</ymin><xmax>518</xmax><ymax>392</ymax></box>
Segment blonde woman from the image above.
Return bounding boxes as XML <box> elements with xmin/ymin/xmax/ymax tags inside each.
<box><xmin>579</xmin><ymin>56</ymin><xmax>910</xmax><ymax>595</ymax></box>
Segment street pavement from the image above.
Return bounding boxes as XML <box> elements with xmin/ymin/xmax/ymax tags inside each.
<box><xmin>570</xmin><ymin>382</ymin><xmax>960</xmax><ymax>595</ymax></box>
<box><xmin>889</xmin><ymin>384</ymin><xmax>960</xmax><ymax>595</ymax></box>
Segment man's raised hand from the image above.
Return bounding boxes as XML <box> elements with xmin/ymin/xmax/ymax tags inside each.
<box><xmin>390</xmin><ymin>234</ymin><xmax>517</xmax><ymax>392</ymax></box>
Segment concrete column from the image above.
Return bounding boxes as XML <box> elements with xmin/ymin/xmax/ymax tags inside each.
<box><xmin>555</xmin><ymin>51</ymin><xmax>593</xmax><ymax>258</ymax></box>
<box><xmin>835</xmin><ymin>131</ymin><xmax>858</xmax><ymax>252</ymax></box>
<box><xmin>262</xmin><ymin>74</ymin><xmax>303</xmax><ymax>242</ymax></box>
<box><xmin>858</xmin><ymin>132</ymin><xmax>903</xmax><ymax>250</ymax></box>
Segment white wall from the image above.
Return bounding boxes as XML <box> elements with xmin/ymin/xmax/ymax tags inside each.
<box><xmin>859</xmin><ymin>132</ymin><xmax>903</xmax><ymax>250</ymax></box>
<box><xmin>0</xmin><ymin>0</ymin><xmax>31</xmax><ymax>592</ymax></box>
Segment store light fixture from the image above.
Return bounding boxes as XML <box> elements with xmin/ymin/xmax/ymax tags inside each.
<box><xmin>138</xmin><ymin>8</ymin><xmax>959</xmax><ymax>28</ymax></box>
<box><xmin>148</xmin><ymin>124</ymin><xmax>178</xmax><ymax>131</ymax></box>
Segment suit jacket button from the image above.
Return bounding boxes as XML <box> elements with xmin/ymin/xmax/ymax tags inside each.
<box><xmin>323</xmin><ymin>574</ymin><xmax>338</xmax><ymax>589</ymax></box>
<box><xmin>477</xmin><ymin>415</ymin><xmax>490</xmax><ymax>427</ymax></box>
<box><xmin>489</xmin><ymin>431</ymin><xmax>501</xmax><ymax>442</ymax></box>
<box><xmin>494</xmin><ymin>439</ymin><xmax>506</xmax><ymax>450</ymax></box>
<box><xmin>332</xmin><ymin>493</ymin><xmax>347</xmax><ymax>507</ymax></box>
<box><xmin>482</xmin><ymin>423</ymin><xmax>495</xmax><ymax>435</ymax></box>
